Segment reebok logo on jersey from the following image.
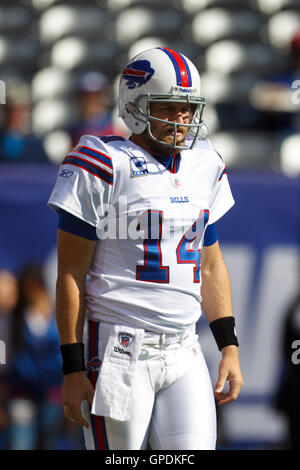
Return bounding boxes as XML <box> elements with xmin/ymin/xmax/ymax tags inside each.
<box><xmin>58</xmin><ymin>169</ymin><xmax>74</xmax><ymax>178</ymax></box>
<box><xmin>170</xmin><ymin>196</ymin><xmax>189</xmax><ymax>203</ymax></box>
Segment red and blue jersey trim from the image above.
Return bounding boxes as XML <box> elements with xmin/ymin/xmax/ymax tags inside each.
<box><xmin>158</xmin><ymin>48</ymin><xmax>192</xmax><ymax>88</ymax></box>
<box><xmin>218</xmin><ymin>167</ymin><xmax>227</xmax><ymax>181</ymax></box>
<box><xmin>214</xmin><ymin>150</ymin><xmax>227</xmax><ymax>182</ymax></box>
<box><xmin>169</xmin><ymin>153</ymin><xmax>181</xmax><ymax>174</ymax></box>
<box><xmin>75</xmin><ymin>146</ymin><xmax>113</xmax><ymax>171</ymax></box>
<box><xmin>87</xmin><ymin>320</ymin><xmax>109</xmax><ymax>450</ymax></box>
<box><xmin>62</xmin><ymin>155</ymin><xmax>113</xmax><ymax>185</ymax></box>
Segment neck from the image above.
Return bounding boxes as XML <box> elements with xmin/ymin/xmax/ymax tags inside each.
<box><xmin>130</xmin><ymin>133</ymin><xmax>177</xmax><ymax>157</ymax></box>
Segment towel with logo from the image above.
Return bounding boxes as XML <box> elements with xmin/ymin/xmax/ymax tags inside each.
<box><xmin>91</xmin><ymin>322</ymin><xmax>144</xmax><ymax>421</ymax></box>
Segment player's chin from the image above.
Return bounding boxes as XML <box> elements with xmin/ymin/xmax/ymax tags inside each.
<box><xmin>163</xmin><ymin>130</ymin><xmax>187</xmax><ymax>146</ymax></box>
<box><xmin>164</xmin><ymin>132</ymin><xmax>186</xmax><ymax>148</ymax></box>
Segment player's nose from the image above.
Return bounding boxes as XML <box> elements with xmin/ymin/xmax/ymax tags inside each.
<box><xmin>170</xmin><ymin>106</ymin><xmax>189</xmax><ymax>123</ymax></box>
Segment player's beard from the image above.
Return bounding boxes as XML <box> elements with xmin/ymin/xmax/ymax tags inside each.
<box><xmin>145</xmin><ymin>123</ymin><xmax>188</xmax><ymax>156</ymax></box>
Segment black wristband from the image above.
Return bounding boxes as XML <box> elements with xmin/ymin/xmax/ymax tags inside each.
<box><xmin>209</xmin><ymin>316</ymin><xmax>239</xmax><ymax>351</ymax></box>
<box><xmin>60</xmin><ymin>342</ymin><xmax>85</xmax><ymax>375</ymax></box>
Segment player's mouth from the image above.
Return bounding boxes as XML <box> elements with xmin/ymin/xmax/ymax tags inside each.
<box><xmin>165</xmin><ymin>126</ymin><xmax>185</xmax><ymax>138</ymax></box>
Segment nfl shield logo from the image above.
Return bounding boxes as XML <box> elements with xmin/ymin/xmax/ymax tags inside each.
<box><xmin>119</xmin><ymin>333</ymin><xmax>134</xmax><ymax>348</ymax></box>
<box><xmin>170</xmin><ymin>175</ymin><xmax>181</xmax><ymax>188</ymax></box>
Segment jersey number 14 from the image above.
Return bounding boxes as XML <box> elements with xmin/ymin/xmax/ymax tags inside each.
<box><xmin>136</xmin><ymin>209</ymin><xmax>209</xmax><ymax>283</ymax></box>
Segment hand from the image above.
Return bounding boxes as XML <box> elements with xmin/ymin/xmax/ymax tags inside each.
<box><xmin>62</xmin><ymin>371</ymin><xmax>94</xmax><ymax>428</ymax></box>
<box><xmin>214</xmin><ymin>345</ymin><xmax>243</xmax><ymax>406</ymax></box>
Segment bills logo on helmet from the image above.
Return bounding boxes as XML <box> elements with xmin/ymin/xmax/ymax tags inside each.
<box><xmin>122</xmin><ymin>60</ymin><xmax>154</xmax><ymax>89</ymax></box>
<box><xmin>119</xmin><ymin>333</ymin><xmax>134</xmax><ymax>347</ymax></box>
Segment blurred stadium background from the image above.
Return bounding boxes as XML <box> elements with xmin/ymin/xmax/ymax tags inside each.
<box><xmin>0</xmin><ymin>0</ymin><xmax>299</xmax><ymax>450</ymax></box>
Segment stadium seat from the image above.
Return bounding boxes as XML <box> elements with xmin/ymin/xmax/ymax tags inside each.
<box><xmin>203</xmin><ymin>104</ymin><xmax>220</xmax><ymax>134</ymax></box>
<box><xmin>107</xmin><ymin>0</ymin><xmax>179</xmax><ymax>12</ymax></box>
<box><xmin>51</xmin><ymin>37</ymin><xmax>89</xmax><ymax>69</ymax></box>
<box><xmin>32</xmin><ymin>98</ymin><xmax>78</xmax><ymax>135</ymax></box>
<box><xmin>268</xmin><ymin>10</ymin><xmax>300</xmax><ymax>49</ymax></box>
<box><xmin>182</xmin><ymin>0</ymin><xmax>255</xmax><ymax>14</ymax></box>
<box><xmin>201</xmin><ymin>72</ymin><xmax>258</xmax><ymax>104</ymax></box>
<box><xmin>115</xmin><ymin>7</ymin><xmax>156</xmax><ymax>45</ymax></box>
<box><xmin>51</xmin><ymin>36</ymin><xmax>120</xmax><ymax>76</ymax></box>
<box><xmin>205</xmin><ymin>40</ymin><xmax>276</xmax><ymax>75</ymax></box>
<box><xmin>154</xmin><ymin>9</ymin><xmax>185</xmax><ymax>36</ymax></box>
<box><xmin>191</xmin><ymin>9</ymin><xmax>261</xmax><ymax>46</ymax></box>
<box><xmin>127</xmin><ymin>37</ymin><xmax>166</xmax><ymax>59</ymax></box>
<box><xmin>258</xmin><ymin>0</ymin><xmax>300</xmax><ymax>15</ymax></box>
<box><xmin>0</xmin><ymin>36</ymin><xmax>39</xmax><ymax>69</ymax></box>
<box><xmin>39</xmin><ymin>5</ymin><xmax>108</xmax><ymax>43</ymax></box>
<box><xmin>0</xmin><ymin>6</ymin><xmax>32</xmax><ymax>34</ymax></box>
<box><xmin>106</xmin><ymin>0</ymin><xmax>134</xmax><ymax>12</ymax></box>
<box><xmin>115</xmin><ymin>7</ymin><xmax>184</xmax><ymax>45</ymax></box>
<box><xmin>42</xmin><ymin>129</ymin><xmax>72</xmax><ymax>164</ymax></box>
<box><xmin>210</xmin><ymin>131</ymin><xmax>276</xmax><ymax>167</ymax></box>
<box><xmin>280</xmin><ymin>134</ymin><xmax>300</xmax><ymax>175</ymax></box>
<box><xmin>31</xmin><ymin>0</ymin><xmax>96</xmax><ymax>10</ymax></box>
<box><xmin>0</xmin><ymin>37</ymin><xmax>14</xmax><ymax>65</ymax></box>
<box><xmin>31</xmin><ymin>67</ymin><xmax>75</xmax><ymax>102</ymax></box>
<box><xmin>5</xmin><ymin>78</ymin><xmax>31</xmax><ymax>106</ymax></box>
<box><xmin>31</xmin><ymin>0</ymin><xmax>58</xmax><ymax>9</ymax></box>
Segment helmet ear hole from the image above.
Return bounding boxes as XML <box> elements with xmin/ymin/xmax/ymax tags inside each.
<box><xmin>125</xmin><ymin>102</ymin><xmax>139</xmax><ymax>114</ymax></box>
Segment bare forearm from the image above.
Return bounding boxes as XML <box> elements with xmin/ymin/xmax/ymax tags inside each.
<box><xmin>56</xmin><ymin>273</ymin><xmax>86</xmax><ymax>345</ymax></box>
<box><xmin>201</xmin><ymin>257</ymin><xmax>234</xmax><ymax>323</ymax></box>
<box><xmin>56</xmin><ymin>229</ymin><xmax>96</xmax><ymax>345</ymax></box>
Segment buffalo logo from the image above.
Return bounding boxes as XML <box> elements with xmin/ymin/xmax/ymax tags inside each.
<box><xmin>86</xmin><ymin>356</ymin><xmax>101</xmax><ymax>372</ymax></box>
<box><xmin>118</xmin><ymin>333</ymin><xmax>134</xmax><ymax>348</ymax></box>
<box><xmin>122</xmin><ymin>60</ymin><xmax>154</xmax><ymax>89</ymax></box>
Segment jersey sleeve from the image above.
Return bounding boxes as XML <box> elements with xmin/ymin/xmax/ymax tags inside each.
<box><xmin>47</xmin><ymin>134</ymin><xmax>114</xmax><ymax>231</ymax></box>
<box><xmin>208</xmin><ymin>150</ymin><xmax>235</xmax><ymax>225</ymax></box>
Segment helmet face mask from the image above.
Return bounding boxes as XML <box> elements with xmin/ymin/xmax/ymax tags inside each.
<box><xmin>119</xmin><ymin>48</ymin><xmax>209</xmax><ymax>151</ymax></box>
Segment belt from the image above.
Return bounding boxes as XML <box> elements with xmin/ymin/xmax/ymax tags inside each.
<box><xmin>143</xmin><ymin>327</ymin><xmax>195</xmax><ymax>346</ymax></box>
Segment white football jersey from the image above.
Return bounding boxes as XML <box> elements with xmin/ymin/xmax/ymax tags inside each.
<box><xmin>48</xmin><ymin>134</ymin><xmax>234</xmax><ymax>333</ymax></box>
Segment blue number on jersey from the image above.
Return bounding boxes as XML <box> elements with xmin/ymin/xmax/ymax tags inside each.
<box><xmin>136</xmin><ymin>209</ymin><xmax>209</xmax><ymax>283</ymax></box>
<box><xmin>176</xmin><ymin>210</ymin><xmax>209</xmax><ymax>283</ymax></box>
<box><xmin>136</xmin><ymin>210</ymin><xmax>169</xmax><ymax>283</ymax></box>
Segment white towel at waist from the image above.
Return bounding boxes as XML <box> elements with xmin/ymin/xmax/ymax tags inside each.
<box><xmin>91</xmin><ymin>322</ymin><xmax>144</xmax><ymax>421</ymax></box>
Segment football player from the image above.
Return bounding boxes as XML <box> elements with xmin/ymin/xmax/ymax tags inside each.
<box><xmin>48</xmin><ymin>47</ymin><xmax>243</xmax><ymax>450</ymax></box>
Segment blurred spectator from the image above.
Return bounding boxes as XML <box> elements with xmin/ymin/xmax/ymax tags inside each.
<box><xmin>68</xmin><ymin>71</ymin><xmax>117</xmax><ymax>146</ymax></box>
<box><xmin>0</xmin><ymin>270</ymin><xmax>18</xmax><ymax>360</ymax></box>
<box><xmin>0</xmin><ymin>270</ymin><xmax>18</xmax><ymax>449</ymax></box>
<box><xmin>0</xmin><ymin>80</ymin><xmax>49</xmax><ymax>164</ymax></box>
<box><xmin>6</xmin><ymin>263</ymin><xmax>63</xmax><ymax>450</ymax></box>
<box><xmin>250</xmin><ymin>30</ymin><xmax>300</xmax><ymax>134</ymax></box>
<box><xmin>275</xmin><ymin>293</ymin><xmax>300</xmax><ymax>450</ymax></box>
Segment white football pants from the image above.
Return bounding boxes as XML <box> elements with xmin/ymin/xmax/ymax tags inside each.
<box><xmin>82</xmin><ymin>319</ymin><xmax>217</xmax><ymax>450</ymax></box>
